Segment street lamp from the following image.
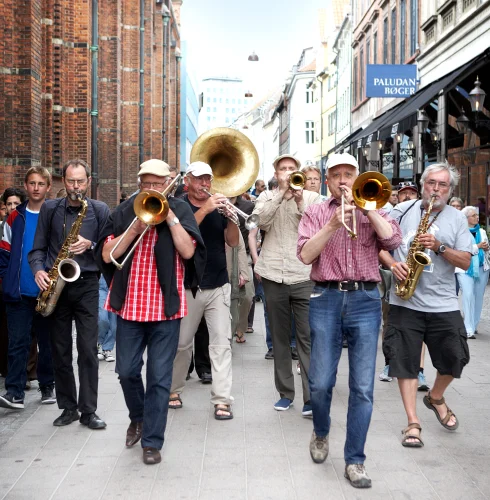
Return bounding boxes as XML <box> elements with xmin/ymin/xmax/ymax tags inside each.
<box><xmin>161</xmin><ymin>4</ymin><xmax>170</xmax><ymax>26</ymax></box>
<box><xmin>362</xmin><ymin>144</ymin><xmax>371</xmax><ymax>157</ymax></box>
<box><xmin>417</xmin><ymin>109</ymin><xmax>429</xmax><ymax>131</ymax></box>
<box><xmin>456</xmin><ymin>112</ymin><xmax>470</xmax><ymax>134</ymax></box>
<box><xmin>469</xmin><ymin>77</ymin><xmax>486</xmax><ymax>113</ymax></box>
<box><xmin>395</xmin><ymin>132</ymin><xmax>403</xmax><ymax>143</ymax></box>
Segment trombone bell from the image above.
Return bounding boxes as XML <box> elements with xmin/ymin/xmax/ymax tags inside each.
<box><xmin>352</xmin><ymin>171</ymin><xmax>392</xmax><ymax>211</ymax></box>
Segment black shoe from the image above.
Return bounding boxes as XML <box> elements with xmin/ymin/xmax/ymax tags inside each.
<box><xmin>201</xmin><ymin>372</ymin><xmax>212</xmax><ymax>384</ymax></box>
<box><xmin>265</xmin><ymin>348</ymin><xmax>274</xmax><ymax>360</ymax></box>
<box><xmin>0</xmin><ymin>392</ymin><xmax>24</xmax><ymax>409</ymax></box>
<box><xmin>291</xmin><ymin>347</ymin><xmax>299</xmax><ymax>360</ymax></box>
<box><xmin>53</xmin><ymin>409</ymin><xmax>80</xmax><ymax>426</ymax></box>
<box><xmin>80</xmin><ymin>412</ymin><xmax>107</xmax><ymax>430</ymax></box>
<box><xmin>39</xmin><ymin>385</ymin><xmax>56</xmax><ymax>405</ymax></box>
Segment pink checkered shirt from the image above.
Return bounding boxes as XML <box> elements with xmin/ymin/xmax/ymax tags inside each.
<box><xmin>105</xmin><ymin>227</ymin><xmax>186</xmax><ymax>321</ymax></box>
<box><xmin>297</xmin><ymin>197</ymin><xmax>402</xmax><ymax>282</ymax></box>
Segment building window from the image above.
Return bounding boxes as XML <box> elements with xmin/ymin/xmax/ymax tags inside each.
<box><xmin>213</xmin><ymin>107</ymin><xmax>216</xmax><ymax>112</ymax></box>
<box><xmin>400</xmin><ymin>0</ymin><xmax>406</xmax><ymax>63</ymax></box>
<box><xmin>207</xmin><ymin>97</ymin><xmax>210</xmax><ymax>103</ymax></box>
<box><xmin>226</xmin><ymin>117</ymin><xmax>230</xmax><ymax>124</ymax></box>
<box><xmin>360</xmin><ymin>46</ymin><xmax>364</xmax><ymax>100</ymax></box>
<box><xmin>206</xmin><ymin>107</ymin><xmax>210</xmax><ymax>112</ymax></box>
<box><xmin>306</xmin><ymin>89</ymin><xmax>314</xmax><ymax>103</ymax></box>
<box><xmin>383</xmin><ymin>18</ymin><xmax>388</xmax><ymax>64</ymax></box>
<box><xmin>366</xmin><ymin>38</ymin><xmax>370</xmax><ymax>64</ymax></box>
<box><xmin>213</xmin><ymin>98</ymin><xmax>216</xmax><ymax>103</ymax></box>
<box><xmin>391</xmin><ymin>8</ymin><xmax>396</xmax><ymax>64</ymax></box>
<box><xmin>207</xmin><ymin>116</ymin><xmax>211</xmax><ymax>121</ymax></box>
<box><xmin>353</xmin><ymin>55</ymin><xmax>358</xmax><ymax>106</ymax></box>
<box><xmin>226</xmin><ymin>98</ymin><xmax>229</xmax><ymax>104</ymax></box>
<box><xmin>219</xmin><ymin>98</ymin><xmax>223</xmax><ymax>103</ymax></box>
<box><xmin>305</xmin><ymin>121</ymin><xmax>315</xmax><ymax>144</ymax></box>
<box><xmin>232</xmin><ymin>108</ymin><xmax>235</xmax><ymax>113</ymax></box>
<box><xmin>410</xmin><ymin>0</ymin><xmax>417</xmax><ymax>54</ymax></box>
<box><xmin>373</xmin><ymin>32</ymin><xmax>378</xmax><ymax>64</ymax></box>
<box><xmin>232</xmin><ymin>98</ymin><xmax>236</xmax><ymax>104</ymax></box>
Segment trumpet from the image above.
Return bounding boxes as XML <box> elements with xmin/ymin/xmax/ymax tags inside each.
<box><xmin>289</xmin><ymin>171</ymin><xmax>307</xmax><ymax>190</ymax></box>
<box><xmin>202</xmin><ymin>189</ymin><xmax>260</xmax><ymax>230</ymax></box>
<box><xmin>340</xmin><ymin>172</ymin><xmax>392</xmax><ymax>239</ymax></box>
<box><xmin>110</xmin><ymin>175</ymin><xmax>181</xmax><ymax>270</ymax></box>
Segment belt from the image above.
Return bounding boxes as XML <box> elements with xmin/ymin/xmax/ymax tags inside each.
<box><xmin>314</xmin><ymin>280</ymin><xmax>377</xmax><ymax>291</ymax></box>
<box><xmin>79</xmin><ymin>271</ymin><xmax>99</xmax><ymax>278</ymax></box>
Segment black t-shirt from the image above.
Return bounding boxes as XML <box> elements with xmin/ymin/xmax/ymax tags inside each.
<box><xmin>184</xmin><ymin>195</ymin><xmax>228</xmax><ymax>289</ymax></box>
<box><xmin>234</xmin><ymin>196</ymin><xmax>254</xmax><ymax>254</ymax></box>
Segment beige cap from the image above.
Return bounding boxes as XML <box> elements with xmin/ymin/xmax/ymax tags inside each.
<box><xmin>326</xmin><ymin>153</ymin><xmax>359</xmax><ymax>172</ymax></box>
<box><xmin>139</xmin><ymin>159</ymin><xmax>171</xmax><ymax>177</ymax></box>
<box><xmin>272</xmin><ymin>154</ymin><xmax>301</xmax><ymax>170</ymax></box>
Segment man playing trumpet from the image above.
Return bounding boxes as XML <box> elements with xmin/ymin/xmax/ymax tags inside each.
<box><xmin>297</xmin><ymin>153</ymin><xmax>401</xmax><ymax>488</ymax></box>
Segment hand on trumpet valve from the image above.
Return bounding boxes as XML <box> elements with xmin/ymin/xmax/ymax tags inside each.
<box><xmin>290</xmin><ymin>188</ymin><xmax>304</xmax><ymax>206</ymax></box>
<box><xmin>202</xmin><ymin>192</ymin><xmax>227</xmax><ymax>214</ymax></box>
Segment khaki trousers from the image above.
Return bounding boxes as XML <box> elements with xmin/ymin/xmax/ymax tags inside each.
<box><xmin>171</xmin><ymin>284</ymin><xmax>233</xmax><ymax>406</ymax></box>
<box><xmin>237</xmin><ymin>261</ymin><xmax>254</xmax><ymax>333</ymax></box>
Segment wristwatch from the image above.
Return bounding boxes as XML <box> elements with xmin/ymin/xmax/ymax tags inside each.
<box><xmin>435</xmin><ymin>244</ymin><xmax>446</xmax><ymax>256</ymax></box>
<box><xmin>90</xmin><ymin>241</ymin><xmax>96</xmax><ymax>251</ymax></box>
<box><xmin>167</xmin><ymin>216</ymin><xmax>180</xmax><ymax>228</ymax></box>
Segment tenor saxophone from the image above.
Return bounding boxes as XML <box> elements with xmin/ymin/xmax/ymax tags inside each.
<box><xmin>36</xmin><ymin>195</ymin><xmax>88</xmax><ymax>317</ymax></box>
<box><xmin>395</xmin><ymin>194</ymin><xmax>436</xmax><ymax>300</ymax></box>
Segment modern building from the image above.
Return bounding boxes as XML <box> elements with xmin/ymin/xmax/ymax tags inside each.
<box><xmin>198</xmin><ymin>77</ymin><xmax>253</xmax><ymax>134</ymax></box>
<box><xmin>179</xmin><ymin>41</ymin><xmax>199</xmax><ymax>173</ymax></box>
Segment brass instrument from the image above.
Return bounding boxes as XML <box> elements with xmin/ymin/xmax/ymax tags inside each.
<box><xmin>190</xmin><ymin>127</ymin><xmax>261</xmax><ymax>229</ymax></box>
<box><xmin>190</xmin><ymin>127</ymin><xmax>260</xmax><ymax>197</ymax></box>
<box><xmin>289</xmin><ymin>171</ymin><xmax>307</xmax><ymax>190</ymax></box>
<box><xmin>341</xmin><ymin>171</ymin><xmax>392</xmax><ymax>239</ymax></box>
<box><xmin>36</xmin><ymin>195</ymin><xmax>88</xmax><ymax>317</ymax></box>
<box><xmin>110</xmin><ymin>175</ymin><xmax>181</xmax><ymax>270</ymax></box>
<box><xmin>395</xmin><ymin>194</ymin><xmax>436</xmax><ymax>300</ymax></box>
<box><xmin>201</xmin><ymin>188</ymin><xmax>260</xmax><ymax>230</ymax></box>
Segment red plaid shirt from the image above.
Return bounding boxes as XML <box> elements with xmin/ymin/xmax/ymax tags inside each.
<box><xmin>297</xmin><ymin>197</ymin><xmax>402</xmax><ymax>282</ymax></box>
<box><xmin>105</xmin><ymin>227</ymin><xmax>186</xmax><ymax>321</ymax></box>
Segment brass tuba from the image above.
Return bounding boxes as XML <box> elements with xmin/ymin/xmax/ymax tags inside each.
<box><xmin>190</xmin><ymin>127</ymin><xmax>260</xmax><ymax>197</ymax></box>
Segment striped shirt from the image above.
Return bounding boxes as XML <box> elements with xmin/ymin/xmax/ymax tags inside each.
<box><xmin>105</xmin><ymin>227</ymin><xmax>186</xmax><ymax>321</ymax></box>
<box><xmin>297</xmin><ymin>197</ymin><xmax>402</xmax><ymax>282</ymax></box>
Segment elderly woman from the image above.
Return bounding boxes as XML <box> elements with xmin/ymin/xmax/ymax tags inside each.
<box><xmin>449</xmin><ymin>197</ymin><xmax>464</xmax><ymax>210</ymax></box>
<box><xmin>456</xmin><ymin>206</ymin><xmax>490</xmax><ymax>338</ymax></box>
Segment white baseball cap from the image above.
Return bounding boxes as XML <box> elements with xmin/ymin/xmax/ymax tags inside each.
<box><xmin>139</xmin><ymin>159</ymin><xmax>171</xmax><ymax>177</ymax></box>
<box><xmin>186</xmin><ymin>161</ymin><xmax>213</xmax><ymax>179</ymax></box>
<box><xmin>326</xmin><ymin>153</ymin><xmax>359</xmax><ymax>172</ymax></box>
<box><xmin>272</xmin><ymin>154</ymin><xmax>301</xmax><ymax>170</ymax></box>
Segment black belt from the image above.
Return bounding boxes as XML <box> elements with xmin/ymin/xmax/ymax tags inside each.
<box><xmin>79</xmin><ymin>271</ymin><xmax>99</xmax><ymax>278</ymax></box>
<box><xmin>315</xmin><ymin>280</ymin><xmax>377</xmax><ymax>291</ymax></box>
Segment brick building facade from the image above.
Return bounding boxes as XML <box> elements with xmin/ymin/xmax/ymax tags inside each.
<box><xmin>0</xmin><ymin>0</ymin><xmax>182</xmax><ymax>207</ymax></box>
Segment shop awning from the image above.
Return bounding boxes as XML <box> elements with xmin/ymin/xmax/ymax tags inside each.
<box><xmin>345</xmin><ymin>49</ymin><xmax>490</xmax><ymax>148</ymax></box>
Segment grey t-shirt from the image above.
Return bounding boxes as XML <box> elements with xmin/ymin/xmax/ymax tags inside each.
<box><xmin>389</xmin><ymin>200</ymin><xmax>473</xmax><ymax>312</ymax></box>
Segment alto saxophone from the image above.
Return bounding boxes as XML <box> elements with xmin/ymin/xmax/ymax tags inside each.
<box><xmin>36</xmin><ymin>195</ymin><xmax>88</xmax><ymax>317</ymax></box>
<box><xmin>395</xmin><ymin>194</ymin><xmax>436</xmax><ymax>300</ymax></box>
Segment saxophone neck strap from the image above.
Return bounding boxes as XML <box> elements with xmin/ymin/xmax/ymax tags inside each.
<box><xmin>420</xmin><ymin>204</ymin><xmax>443</xmax><ymax>232</ymax></box>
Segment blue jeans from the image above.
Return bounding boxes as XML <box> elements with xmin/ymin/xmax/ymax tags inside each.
<box><xmin>457</xmin><ymin>268</ymin><xmax>490</xmax><ymax>335</ymax></box>
<box><xmin>116</xmin><ymin>316</ymin><xmax>180</xmax><ymax>449</ymax></box>
<box><xmin>98</xmin><ymin>281</ymin><xmax>116</xmax><ymax>351</ymax></box>
<box><xmin>5</xmin><ymin>296</ymin><xmax>54</xmax><ymax>399</ymax></box>
<box><xmin>309</xmin><ymin>285</ymin><xmax>381</xmax><ymax>464</ymax></box>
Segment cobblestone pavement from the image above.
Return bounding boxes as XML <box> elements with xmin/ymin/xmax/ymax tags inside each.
<box><xmin>1</xmin><ymin>293</ymin><xmax>490</xmax><ymax>500</ymax></box>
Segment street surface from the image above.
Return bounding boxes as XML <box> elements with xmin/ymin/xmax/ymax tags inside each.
<box><xmin>1</xmin><ymin>294</ymin><xmax>490</xmax><ymax>500</ymax></box>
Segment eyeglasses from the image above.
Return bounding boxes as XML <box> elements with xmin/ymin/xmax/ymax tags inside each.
<box><xmin>426</xmin><ymin>180</ymin><xmax>450</xmax><ymax>189</ymax></box>
<box><xmin>65</xmin><ymin>179</ymin><xmax>88</xmax><ymax>187</ymax></box>
<box><xmin>141</xmin><ymin>181</ymin><xmax>168</xmax><ymax>189</ymax></box>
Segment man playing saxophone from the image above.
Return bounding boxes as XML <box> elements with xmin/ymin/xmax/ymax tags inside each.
<box><xmin>29</xmin><ymin>159</ymin><xmax>110</xmax><ymax>429</ymax></box>
<box><xmin>381</xmin><ymin>162</ymin><xmax>473</xmax><ymax>448</ymax></box>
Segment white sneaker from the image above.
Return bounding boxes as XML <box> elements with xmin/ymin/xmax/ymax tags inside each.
<box><xmin>379</xmin><ymin>365</ymin><xmax>392</xmax><ymax>382</ymax></box>
<box><xmin>97</xmin><ymin>344</ymin><xmax>104</xmax><ymax>361</ymax></box>
<box><xmin>103</xmin><ymin>350</ymin><xmax>115</xmax><ymax>362</ymax></box>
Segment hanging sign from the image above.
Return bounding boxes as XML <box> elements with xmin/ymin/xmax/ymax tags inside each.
<box><xmin>366</xmin><ymin>64</ymin><xmax>417</xmax><ymax>98</ymax></box>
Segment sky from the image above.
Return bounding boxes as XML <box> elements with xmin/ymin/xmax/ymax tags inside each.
<box><xmin>180</xmin><ymin>0</ymin><xmax>332</xmax><ymax>99</ymax></box>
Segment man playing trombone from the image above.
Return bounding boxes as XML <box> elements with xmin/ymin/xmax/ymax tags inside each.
<box><xmin>96</xmin><ymin>159</ymin><xmax>205</xmax><ymax>465</ymax></box>
<box><xmin>297</xmin><ymin>153</ymin><xmax>401</xmax><ymax>489</ymax></box>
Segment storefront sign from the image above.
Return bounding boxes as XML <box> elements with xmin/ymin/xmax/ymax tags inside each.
<box><xmin>366</xmin><ymin>65</ymin><xmax>417</xmax><ymax>98</ymax></box>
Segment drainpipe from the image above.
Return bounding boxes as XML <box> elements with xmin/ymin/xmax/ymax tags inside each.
<box><xmin>316</xmin><ymin>70</ymin><xmax>325</xmax><ymax>195</ymax></box>
<box><xmin>90</xmin><ymin>0</ymin><xmax>99</xmax><ymax>199</ymax></box>
<box><xmin>175</xmin><ymin>48</ymin><xmax>181</xmax><ymax>171</ymax></box>
<box><xmin>162</xmin><ymin>4</ymin><xmax>170</xmax><ymax>161</ymax></box>
<box><xmin>139</xmin><ymin>0</ymin><xmax>145</xmax><ymax>165</ymax></box>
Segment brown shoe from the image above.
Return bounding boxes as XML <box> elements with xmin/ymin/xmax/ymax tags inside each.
<box><xmin>143</xmin><ymin>447</ymin><xmax>161</xmax><ymax>465</ymax></box>
<box><xmin>126</xmin><ymin>421</ymin><xmax>143</xmax><ymax>447</ymax></box>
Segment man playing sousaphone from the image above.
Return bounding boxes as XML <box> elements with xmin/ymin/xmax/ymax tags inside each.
<box><xmin>297</xmin><ymin>153</ymin><xmax>401</xmax><ymax>489</ymax></box>
<box><xmin>380</xmin><ymin>162</ymin><xmax>473</xmax><ymax>449</ymax></box>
